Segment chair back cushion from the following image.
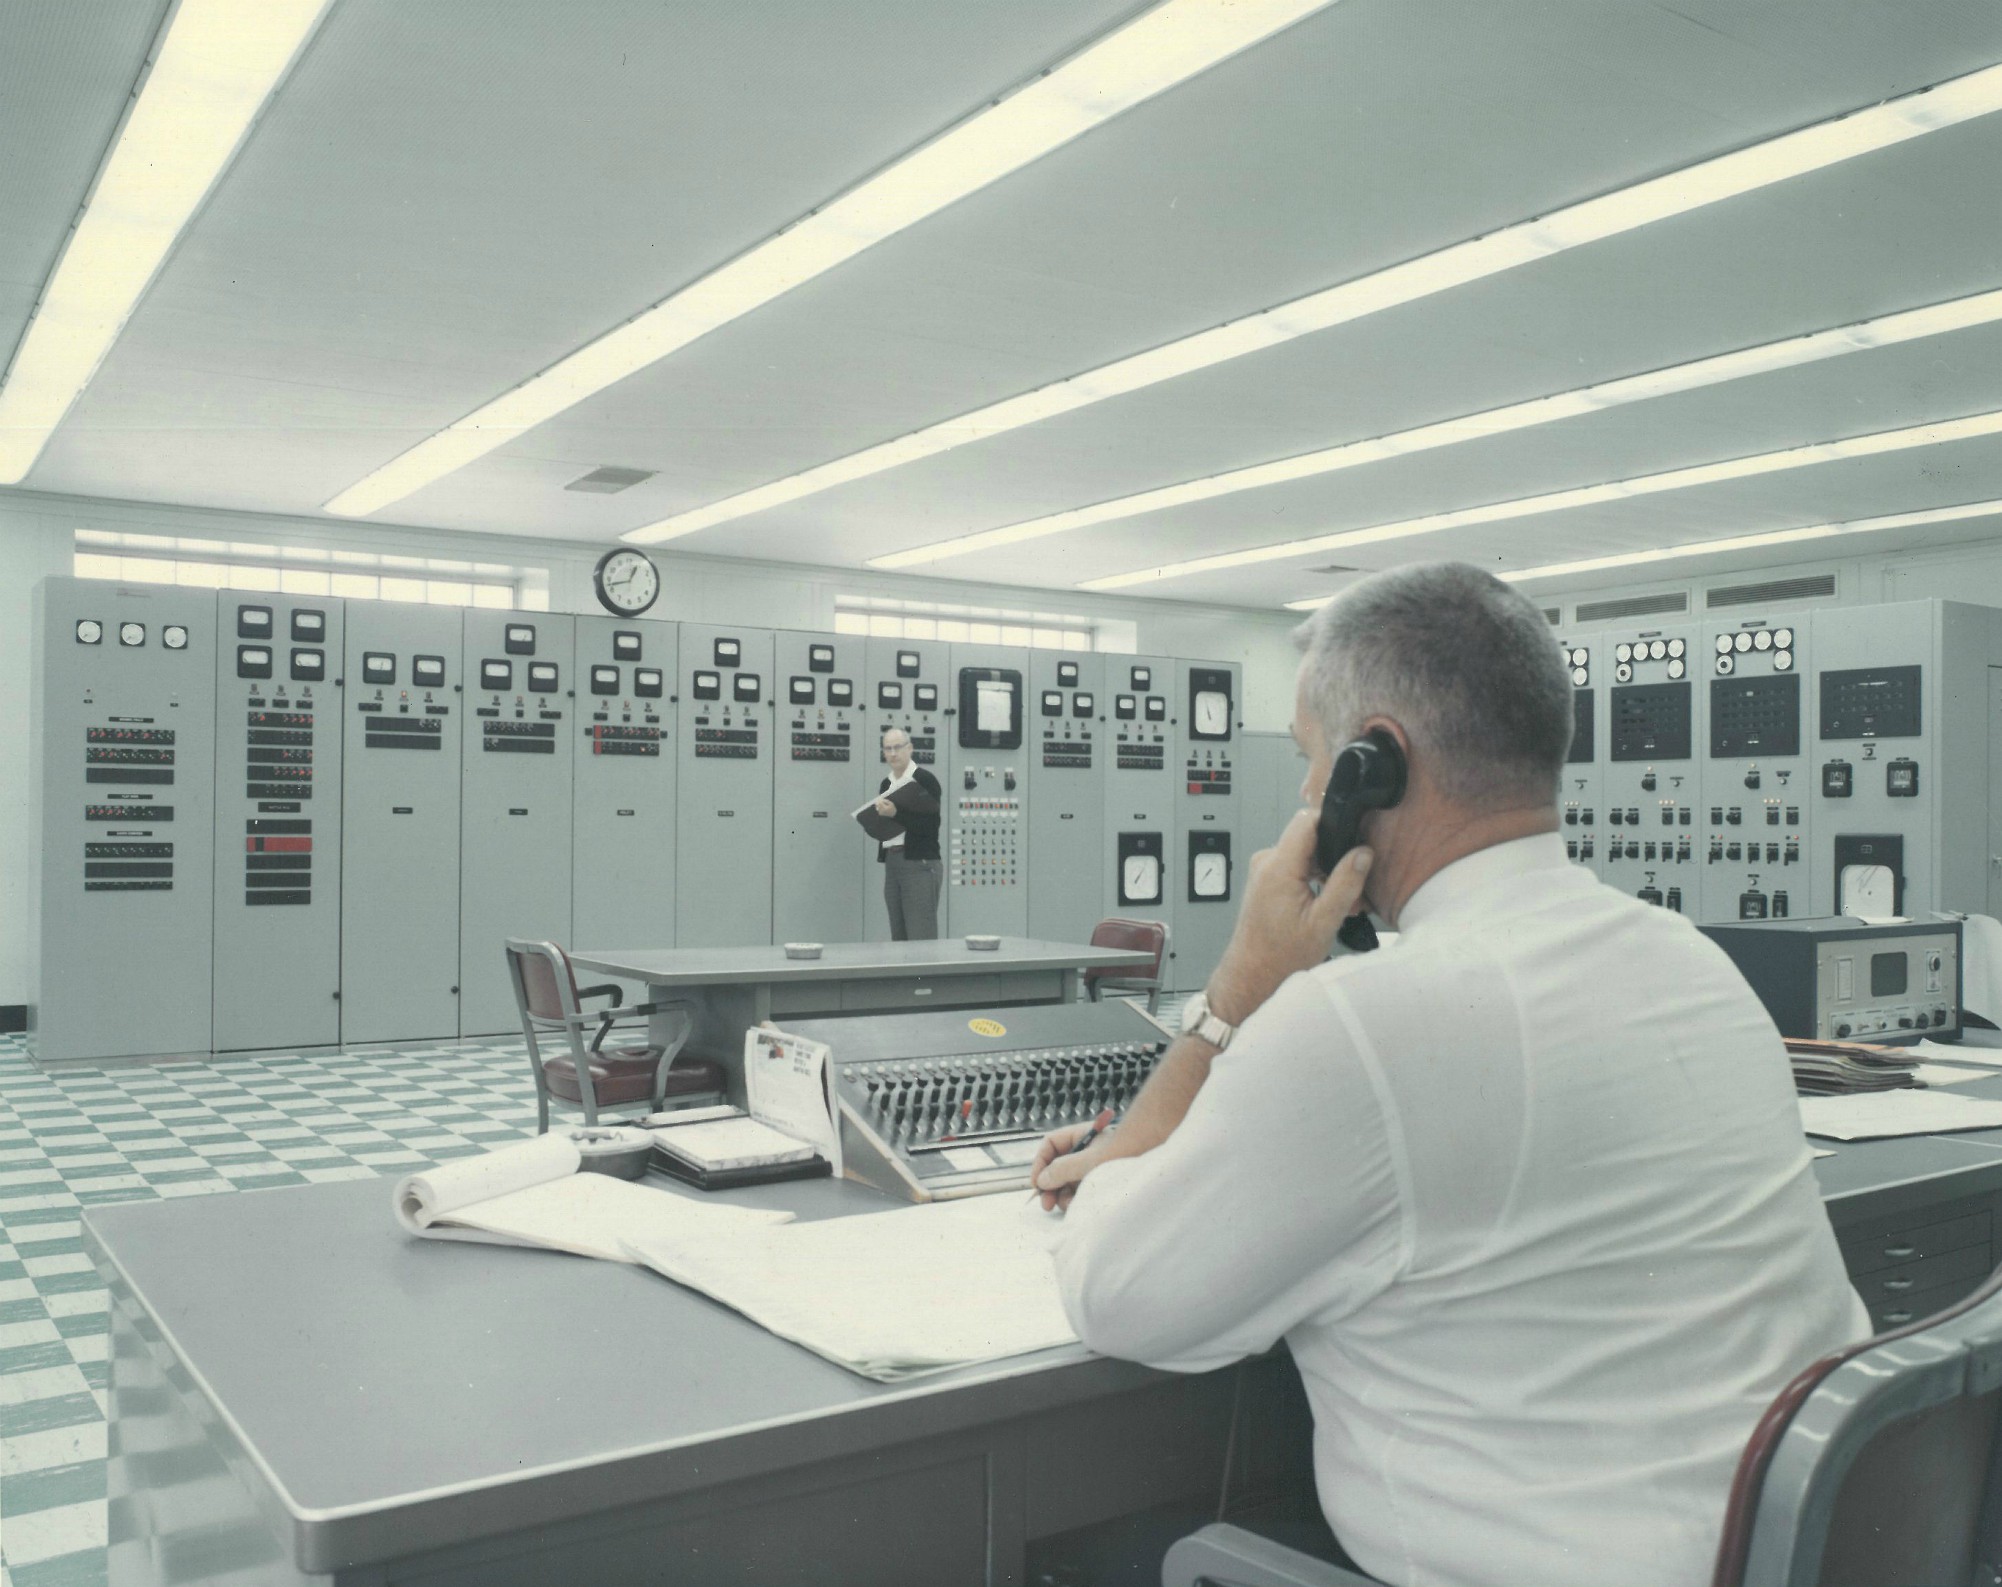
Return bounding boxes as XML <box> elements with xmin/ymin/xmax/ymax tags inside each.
<box><xmin>506</xmin><ymin>940</ymin><xmax>574</xmax><ymax>1021</ymax></box>
<box><xmin>1084</xmin><ymin>916</ymin><xmax>1167</xmax><ymax>984</ymax></box>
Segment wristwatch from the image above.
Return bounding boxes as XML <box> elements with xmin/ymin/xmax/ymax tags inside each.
<box><xmin>1178</xmin><ymin>990</ymin><xmax>1238</xmax><ymax>1051</ymax></box>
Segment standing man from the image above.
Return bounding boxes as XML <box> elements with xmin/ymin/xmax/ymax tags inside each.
<box><xmin>875</xmin><ymin>728</ymin><xmax>943</xmax><ymax>940</ymax></box>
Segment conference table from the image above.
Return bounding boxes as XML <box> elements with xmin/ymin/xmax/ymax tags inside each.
<box><xmin>87</xmin><ymin>1113</ymin><xmax>2002</xmax><ymax>1586</ymax></box>
<box><xmin>567</xmin><ymin>936</ymin><xmax>1160</xmax><ymax>1099</ymax></box>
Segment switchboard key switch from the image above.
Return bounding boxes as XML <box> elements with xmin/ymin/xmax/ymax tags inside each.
<box><xmin>1665</xmin><ymin>888</ymin><xmax>1682</xmax><ymax>913</ymax></box>
<box><xmin>1610</xmin><ymin>808</ymin><xmax>1624</xmax><ymax>826</ymax></box>
<box><xmin>1765</xmin><ymin>804</ymin><xmax>1781</xmax><ymax>826</ymax></box>
<box><xmin>1625</xmin><ymin>808</ymin><xmax>1640</xmax><ymax>827</ymax></box>
<box><xmin>1566</xmin><ymin>840</ymin><xmax>1579</xmax><ymax>860</ymax></box>
<box><xmin>1580</xmin><ymin>808</ymin><xmax>1593</xmax><ymax>826</ymax></box>
<box><xmin>1644</xmin><ymin>842</ymin><xmax>1658</xmax><ymax>862</ymax></box>
<box><xmin>1726</xmin><ymin>842</ymin><xmax>1743</xmax><ymax>861</ymax></box>
<box><xmin>1785</xmin><ymin>805</ymin><xmax>1799</xmax><ymax>824</ymax></box>
<box><xmin>1660</xmin><ymin>804</ymin><xmax>1675</xmax><ymax>826</ymax></box>
<box><xmin>1564</xmin><ymin>805</ymin><xmax>1578</xmax><ymax>826</ymax></box>
<box><xmin>1772</xmin><ymin>891</ymin><xmax>1789</xmax><ymax>918</ymax></box>
<box><xmin>1744</xmin><ymin>769</ymin><xmax>1762</xmax><ymax>790</ymax></box>
<box><xmin>1710</xmin><ymin>807</ymin><xmax>1724</xmax><ymax>824</ymax></box>
<box><xmin>1580</xmin><ymin>837</ymin><xmax>1594</xmax><ymax>859</ymax></box>
<box><xmin>1680</xmin><ymin>808</ymin><xmax>1692</xmax><ymax>825</ymax></box>
<box><xmin>1725</xmin><ymin>808</ymin><xmax>1742</xmax><ymax>825</ymax></box>
<box><xmin>1765</xmin><ymin>843</ymin><xmax>1780</xmax><ymax>865</ymax></box>
<box><xmin>1822</xmin><ymin>761</ymin><xmax>1852</xmax><ymax>797</ymax></box>
<box><xmin>1708</xmin><ymin>840</ymin><xmax>1724</xmax><ymax>862</ymax></box>
<box><xmin>1675</xmin><ymin>839</ymin><xmax>1692</xmax><ymax>862</ymax></box>
<box><xmin>1782</xmin><ymin>841</ymin><xmax>1799</xmax><ymax>864</ymax></box>
<box><xmin>1641</xmin><ymin>772</ymin><xmax>1657</xmax><ymax>792</ymax></box>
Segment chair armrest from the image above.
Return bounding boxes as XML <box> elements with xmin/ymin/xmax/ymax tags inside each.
<box><xmin>575</xmin><ymin>983</ymin><xmax>624</xmax><ymax>1008</ymax></box>
<box><xmin>1161</xmin><ymin>1524</ymin><xmax>1382</xmax><ymax>1587</ymax></box>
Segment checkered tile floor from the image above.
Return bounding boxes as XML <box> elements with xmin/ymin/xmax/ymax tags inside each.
<box><xmin>0</xmin><ymin>1034</ymin><xmax>549</xmax><ymax>1587</ymax></box>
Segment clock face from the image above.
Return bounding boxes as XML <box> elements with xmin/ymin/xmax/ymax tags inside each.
<box><xmin>593</xmin><ymin>548</ymin><xmax>659</xmax><ymax>615</ymax></box>
<box><xmin>1193</xmin><ymin>852</ymin><xmax>1228</xmax><ymax>896</ymax></box>
<box><xmin>1122</xmin><ymin>854</ymin><xmax>1160</xmax><ymax>903</ymax></box>
<box><xmin>1194</xmin><ymin>689</ymin><xmax>1229</xmax><ymax>736</ymax></box>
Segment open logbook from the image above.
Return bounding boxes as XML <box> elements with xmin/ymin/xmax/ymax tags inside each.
<box><xmin>395</xmin><ymin>1133</ymin><xmax>792</xmax><ymax>1262</ymax></box>
<box><xmin>623</xmin><ymin>1193</ymin><xmax>1077</xmax><ymax>1381</ymax></box>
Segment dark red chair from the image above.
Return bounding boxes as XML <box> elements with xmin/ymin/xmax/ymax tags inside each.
<box><xmin>1082</xmin><ymin>916</ymin><xmax>1170</xmax><ymax>1014</ymax></box>
<box><xmin>504</xmin><ymin>939</ymin><xmax>724</xmax><ymax>1130</ymax></box>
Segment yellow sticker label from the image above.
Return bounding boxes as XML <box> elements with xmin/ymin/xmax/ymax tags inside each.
<box><xmin>967</xmin><ymin>1018</ymin><xmax>1007</xmax><ymax>1038</ymax></box>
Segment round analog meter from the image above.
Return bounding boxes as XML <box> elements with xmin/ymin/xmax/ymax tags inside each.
<box><xmin>1773</xmin><ymin>650</ymin><xmax>1794</xmax><ymax>672</ymax></box>
<box><xmin>1615</xmin><ymin>643</ymin><xmax>1633</xmax><ymax>664</ymax></box>
<box><xmin>1774</xmin><ymin>628</ymin><xmax>1794</xmax><ymax>650</ymax></box>
<box><xmin>162</xmin><ymin>625</ymin><xmax>189</xmax><ymax>651</ymax></box>
<box><xmin>1571</xmin><ymin>666</ymin><xmax>1588</xmax><ymax>687</ymax></box>
<box><xmin>1667</xmin><ymin>658</ymin><xmax>1686</xmax><ymax>680</ymax></box>
<box><xmin>1667</xmin><ymin>638</ymin><xmax>1685</xmax><ymax>659</ymax></box>
<box><xmin>118</xmin><ymin>622</ymin><xmax>145</xmax><ymax>647</ymax></box>
<box><xmin>74</xmin><ymin>619</ymin><xmax>102</xmax><ymax>645</ymax></box>
<box><xmin>1716</xmin><ymin>654</ymin><xmax>1736</xmax><ymax>675</ymax></box>
<box><xmin>1733</xmin><ymin>632</ymin><xmax>1754</xmax><ymax>653</ymax></box>
<box><xmin>1647</xmin><ymin>639</ymin><xmax>1667</xmax><ymax>661</ymax></box>
<box><xmin>1716</xmin><ymin>635</ymin><xmax>1734</xmax><ymax>655</ymax></box>
<box><xmin>1753</xmin><ymin>629</ymin><xmax>1773</xmax><ymax>651</ymax></box>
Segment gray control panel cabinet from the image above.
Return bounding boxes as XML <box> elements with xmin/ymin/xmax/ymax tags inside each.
<box><xmin>340</xmin><ymin>604</ymin><xmax>463</xmax><ymax>1043</ymax></box>
<box><xmin>1236</xmin><ymin>731</ymin><xmax>1301</xmax><ymax>854</ymax></box>
<box><xmin>677</xmin><ymin>624</ymin><xmax>775</xmax><ymax>948</ymax></box>
<box><xmin>1600</xmin><ymin>625</ymin><xmax>1700</xmax><ymax>916</ymax></box>
<box><xmin>573</xmin><ymin>616</ymin><xmax>677</xmax><ymax>954</ymax></box>
<box><xmin>1806</xmin><ymin>601</ymin><xmax>2002</xmax><ymax>921</ymax></box>
<box><xmin>1102</xmin><ymin>654</ymin><xmax>1177</xmax><ymax>974</ymax></box>
<box><xmin>1555</xmin><ymin>636</ymin><xmax>1602</xmax><ymax>880</ymax></box>
<box><xmin>1027</xmin><ymin>650</ymin><xmax>1105</xmax><ymax>946</ymax></box>
<box><xmin>773</xmin><ymin>631</ymin><xmax>864</xmax><ymax>945</ymax></box>
<box><xmin>859</xmin><ymin>638</ymin><xmax>949</xmax><ymax>941</ymax></box>
<box><xmin>460</xmin><ymin>612</ymin><xmax>576</xmax><ymax>1035</ymax></box>
<box><xmin>944</xmin><ymin>643</ymin><xmax>1034</xmax><ymax>937</ymax></box>
<box><xmin>1698</xmin><ymin>613</ymin><xmax>1810</xmax><ymax>924</ymax></box>
<box><xmin>1173</xmin><ymin>658</ymin><xmax>1240</xmax><ymax>990</ymax></box>
<box><xmin>31</xmin><ymin>578</ymin><xmax>218</xmax><ymax>1063</ymax></box>
<box><xmin>212</xmin><ymin>593</ymin><xmax>344</xmax><ymax>1052</ymax></box>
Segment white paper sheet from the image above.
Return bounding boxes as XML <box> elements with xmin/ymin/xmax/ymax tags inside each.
<box><xmin>396</xmin><ymin>1133</ymin><xmax>579</xmax><ymax>1229</ymax></box>
<box><xmin>1838</xmin><ymin>864</ymin><xmax>1901</xmax><ymax>923</ymax></box>
<box><xmin>1903</xmin><ymin>1038</ymin><xmax>2002</xmax><ymax>1070</ymax></box>
<box><xmin>745</xmin><ymin>1027</ymin><xmax>841</xmax><ymax>1175</ymax></box>
<box><xmin>623</xmin><ymin>1193</ymin><xmax>1077</xmax><ymax>1380</ymax></box>
<box><xmin>1960</xmin><ymin>913</ymin><xmax>2002</xmax><ymax>1026</ymax></box>
<box><xmin>1799</xmin><ymin>1090</ymin><xmax>2002</xmax><ymax>1141</ymax></box>
<box><xmin>1910</xmin><ymin>1062</ymin><xmax>1996</xmax><ymax>1089</ymax></box>
<box><xmin>976</xmin><ymin>679</ymin><xmax>1013</xmax><ymax>733</ymax></box>
<box><xmin>651</xmin><ymin>1115</ymin><xmax>818</xmax><ymax>1171</ymax></box>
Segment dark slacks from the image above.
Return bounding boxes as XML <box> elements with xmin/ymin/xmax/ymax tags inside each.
<box><xmin>883</xmin><ymin>850</ymin><xmax>942</xmax><ymax>940</ymax></box>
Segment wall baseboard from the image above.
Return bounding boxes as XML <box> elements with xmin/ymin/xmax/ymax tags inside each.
<box><xmin>0</xmin><ymin>1004</ymin><xmax>24</xmax><ymax>1034</ymax></box>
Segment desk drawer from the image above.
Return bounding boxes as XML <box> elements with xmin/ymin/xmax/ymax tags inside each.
<box><xmin>768</xmin><ymin>982</ymin><xmax>843</xmax><ymax>1017</ymax></box>
<box><xmin>991</xmin><ymin>970</ymin><xmax>1066</xmax><ymax>1003</ymax></box>
<box><xmin>1851</xmin><ymin>1242</ymin><xmax>1992</xmax><ymax>1316</ymax></box>
<box><xmin>840</xmin><ymin>975</ymin><xmax>1000</xmax><ymax>1011</ymax></box>
<box><xmin>1839</xmin><ymin>1207</ymin><xmax>1991</xmax><ymax>1278</ymax></box>
<box><xmin>1870</xmin><ymin>1273</ymin><xmax>1988</xmax><ymax>1332</ymax></box>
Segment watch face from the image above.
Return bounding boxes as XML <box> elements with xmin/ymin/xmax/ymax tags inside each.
<box><xmin>594</xmin><ymin>549</ymin><xmax>659</xmax><ymax>615</ymax></box>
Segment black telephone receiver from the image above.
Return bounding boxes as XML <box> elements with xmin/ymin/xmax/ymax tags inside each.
<box><xmin>1317</xmin><ymin>727</ymin><xmax>1406</xmax><ymax>953</ymax></box>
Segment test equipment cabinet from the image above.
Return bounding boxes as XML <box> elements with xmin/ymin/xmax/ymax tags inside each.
<box><xmin>773</xmin><ymin>631</ymin><xmax>864</xmax><ymax>945</ymax></box>
<box><xmin>1103</xmin><ymin>655</ymin><xmax>1178</xmax><ymax>974</ymax></box>
<box><xmin>1027</xmin><ymin>649</ymin><xmax>1105</xmax><ymax>946</ymax></box>
<box><xmin>1698</xmin><ymin>612</ymin><xmax>1809</xmax><ymax>923</ymax></box>
<box><xmin>1555</xmin><ymin>635</ymin><xmax>1600</xmax><ymax>878</ymax></box>
<box><xmin>677</xmin><ymin>623</ymin><xmax>775</xmax><ymax>948</ymax></box>
<box><xmin>340</xmin><ymin>602</ymin><xmax>463</xmax><ymax>1043</ymax></box>
<box><xmin>945</xmin><ymin>642</ymin><xmax>1033</xmax><ymax>936</ymax></box>
<box><xmin>212</xmin><ymin>592</ymin><xmax>344</xmax><ymax>1052</ymax></box>
<box><xmin>30</xmin><ymin>578</ymin><xmax>218</xmax><ymax>1064</ymax></box>
<box><xmin>572</xmin><ymin>615</ymin><xmax>677</xmax><ymax>953</ymax></box>
<box><xmin>1598</xmin><ymin>622</ymin><xmax>1698</xmax><ymax>913</ymax></box>
<box><xmin>1174</xmin><ymin>659</ymin><xmax>1241</xmax><ymax>989</ymax></box>
<box><xmin>1806</xmin><ymin>600</ymin><xmax>2002</xmax><ymax>921</ymax></box>
<box><xmin>460</xmin><ymin>611</ymin><xmax>576</xmax><ymax>1035</ymax></box>
<box><xmin>858</xmin><ymin>637</ymin><xmax>948</xmax><ymax>940</ymax></box>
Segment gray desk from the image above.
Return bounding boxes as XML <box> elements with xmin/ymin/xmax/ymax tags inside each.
<box><xmin>92</xmin><ymin>1127</ymin><xmax>2002</xmax><ymax>1587</ymax></box>
<box><xmin>567</xmin><ymin>938</ymin><xmax>1158</xmax><ymax>1098</ymax></box>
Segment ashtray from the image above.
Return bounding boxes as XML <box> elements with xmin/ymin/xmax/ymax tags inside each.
<box><xmin>569</xmin><ymin>1125</ymin><xmax>655</xmax><ymax>1180</ymax></box>
<box><xmin>784</xmin><ymin>942</ymin><xmax>823</xmax><ymax>960</ymax></box>
<box><xmin>964</xmin><ymin>934</ymin><xmax>1001</xmax><ymax>951</ymax></box>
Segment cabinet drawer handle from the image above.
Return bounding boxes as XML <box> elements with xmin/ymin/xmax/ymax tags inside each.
<box><xmin>1880</xmin><ymin>1277</ymin><xmax>1915</xmax><ymax>1292</ymax></box>
<box><xmin>1882</xmin><ymin>1309</ymin><xmax>1915</xmax><ymax>1325</ymax></box>
<box><xmin>1882</xmin><ymin>1244</ymin><xmax>1917</xmax><ymax>1259</ymax></box>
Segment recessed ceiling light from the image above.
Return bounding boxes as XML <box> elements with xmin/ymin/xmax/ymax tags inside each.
<box><xmin>1079</xmin><ymin>404</ymin><xmax>2002</xmax><ymax>590</ymax></box>
<box><xmin>628</xmin><ymin>59</ymin><xmax>2002</xmax><ymax>549</ymax></box>
<box><xmin>866</xmin><ymin>285</ymin><xmax>2002</xmax><ymax>568</ymax></box>
<box><xmin>322</xmin><ymin>0</ymin><xmax>1337</xmax><ymax>519</ymax></box>
<box><xmin>0</xmin><ymin>0</ymin><xmax>334</xmax><ymax>485</ymax></box>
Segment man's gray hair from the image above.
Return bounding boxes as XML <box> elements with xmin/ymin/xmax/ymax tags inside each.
<box><xmin>1294</xmin><ymin>562</ymin><xmax>1572</xmax><ymax>806</ymax></box>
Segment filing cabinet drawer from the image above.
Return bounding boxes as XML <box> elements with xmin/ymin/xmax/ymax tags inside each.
<box><xmin>840</xmin><ymin>975</ymin><xmax>1000</xmax><ymax>1011</ymax></box>
<box><xmin>768</xmin><ymin>982</ymin><xmax>843</xmax><ymax>1017</ymax></box>
<box><xmin>1869</xmin><ymin>1275</ymin><xmax>1986</xmax><ymax>1332</ymax></box>
<box><xmin>1850</xmin><ymin>1241</ymin><xmax>1992</xmax><ymax>1314</ymax></box>
<box><xmin>1838</xmin><ymin>1205</ymin><xmax>1991</xmax><ymax>1278</ymax></box>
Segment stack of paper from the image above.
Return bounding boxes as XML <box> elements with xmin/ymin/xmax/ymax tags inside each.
<box><xmin>1785</xmin><ymin>1039</ymin><xmax>1921</xmax><ymax>1095</ymax></box>
<box><xmin>1799</xmin><ymin>1090</ymin><xmax>2002</xmax><ymax>1141</ymax></box>
<box><xmin>624</xmin><ymin>1194</ymin><xmax>1077</xmax><ymax>1380</ymax></box>
<box><xmin>651</xmin><ymin>1115</ymin><xmax>820</xmax><ymax>1172</ymax></box>
<box><xmin>395</xmin><ymin>1134</ymin><xmax>792</xmax><ymax>1261</ymax></box>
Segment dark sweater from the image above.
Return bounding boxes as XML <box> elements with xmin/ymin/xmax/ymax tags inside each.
<box><xmin>875</xmin><ymin>766</ymin><xmax>943</xmax><ymax>862</ymax></box>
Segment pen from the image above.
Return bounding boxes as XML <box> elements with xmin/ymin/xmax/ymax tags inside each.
<box><xmin>1027</xmin><ymin>1107</ymin><xmax>1116</xmax><ymax>1203</ymax></box>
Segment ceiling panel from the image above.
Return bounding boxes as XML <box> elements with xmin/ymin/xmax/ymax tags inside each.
<box><xmin>0</xmin><ymin>0</ymin><xmax>167</xmax><ymax>372</ymax></box>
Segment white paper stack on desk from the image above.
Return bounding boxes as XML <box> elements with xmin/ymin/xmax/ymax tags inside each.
<box><xmin>624</xmin><ymin>1194</ymin><xmax>1076</xmax><ymax>1381</ymax></box>
<box><xmin>1785</xmin><ymin>1038</ymin><xmax>1921</xmax><ymax>1095</ymax></box>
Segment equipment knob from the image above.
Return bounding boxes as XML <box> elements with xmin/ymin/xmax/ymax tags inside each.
<box><xmin>1835</xmin><ymin>1023</ymin><xmax>1852</xmax><ymax>1039</ymax></box>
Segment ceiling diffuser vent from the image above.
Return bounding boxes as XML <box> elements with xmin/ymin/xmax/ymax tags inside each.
<box><xmin>1574</xmin><ymin>591</ymin><xmax>1688</xmax><ymax>623</ymax></box>
<box><xmin>565</xmin><ymin>465</ymin><xmax>656</xmax><ymax>495</ymax></box>
<box><xmin>1311</xmin><ymin>564</ymin><xmax>1361</xmax><ymax>575</ymax></box>
<box><xmin>1706</xmin><ymin>574</ymin><xmax>1837</xmax><ymax>608</ymax></box>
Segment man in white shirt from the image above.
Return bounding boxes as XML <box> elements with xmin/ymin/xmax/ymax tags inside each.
<box><xmin>1033</xmin><ymin>562</ymin><xmax>1867</xmax><ymax>1587</ymax></box>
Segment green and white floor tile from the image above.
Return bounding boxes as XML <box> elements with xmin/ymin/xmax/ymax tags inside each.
<box><xmin>0</xmin><ymin>1034</ymin><xmax>547</xmax><ymax>1587</ymax></box>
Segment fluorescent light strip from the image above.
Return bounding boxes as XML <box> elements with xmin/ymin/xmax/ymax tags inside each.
<box><xmin>629</xmin><ymin>58</ymin><xmax>2002</xmax><ymax>549</ymax></box>
<box><xmin>1278</xmin><ymin>497</ymin><xmax>2002</xmax><ymax>609</ymax></box>
<box><xmin>869</xmin><ymin>286</ymin><xmax>2002</xmax><ymax>569</ymax></box>
<box><xmin>1079</xmin><ymin>406</ymin><xmax>2002</xmax><ymax>590</ymax></box>
<box><xmin>0</xmin><ymin>0</ymin><xmax>333</xmax><ymax>485</ymax></box>
<box><xmin>322</xmin><ymin>0</ymin><xmax>1334</xmax><ymax>519</ymax></box>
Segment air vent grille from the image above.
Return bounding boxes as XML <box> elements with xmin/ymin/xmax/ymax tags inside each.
<box><xmin>1311</xmin><ymin>564</ymin><xmax>1361</xmax><ymax>575</ymax></box>
<box><xmin>1574</xmin><ymin>591</ymin><xmax>1689</xmax><ymax>623</ymax></box>
<box><xmin>565</xmin><ymin>466</ymin><xmax>656</xmax><ymax>495</ymax></box>
<box><xmin>1706</xmin><ymin>574</ymin><xmax>1836</xmax><ymax>608</ymax></box>
<box><xmin>1542</xmin><ymin>607</ymin><xmax>1561</xmax><ymax>625</ymax></box>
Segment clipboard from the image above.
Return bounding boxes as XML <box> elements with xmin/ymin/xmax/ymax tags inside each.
<box><xmin>854</xmin><ymin>777</ymin><xmax>925</xmax><ymax>842</ymax></box>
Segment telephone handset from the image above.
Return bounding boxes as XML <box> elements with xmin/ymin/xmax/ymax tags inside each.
<box><xmin>1316</xmin><ymin>727</ymin><xmax>1406</xmax><ymax>953</ymax></box>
